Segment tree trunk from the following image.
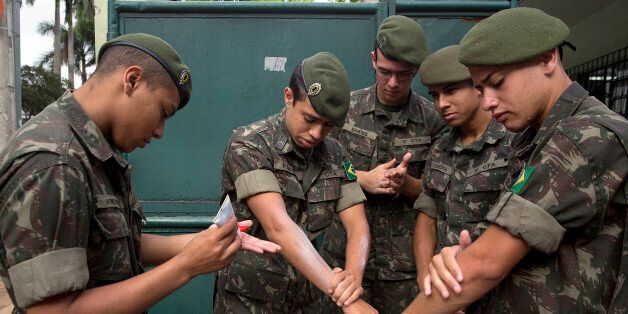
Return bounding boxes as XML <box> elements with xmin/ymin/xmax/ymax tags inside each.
<box><xmin>53</xmin><ymin>0</ymin><xmax>61</xmax><ymax>76</ymax></box>
<box><xmin>0</xmin><ymin>0</ymin><xmax>17</xmax><ymax>150</ymax></box>
<box><xmin>66</xmin><ymin>0</ymin><xmax>74</xmax><ymax>88</ymax></box>
<box><xmin>81</xmin><ymin>54</ymin><xmax>87</xmax><ymax>83</ymax></box>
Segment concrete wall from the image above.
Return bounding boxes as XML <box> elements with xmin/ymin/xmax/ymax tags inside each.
<box><xmin>563</xmin><ymin>0</ymin><xmax>628</xmax><ymax>69</ymax></box>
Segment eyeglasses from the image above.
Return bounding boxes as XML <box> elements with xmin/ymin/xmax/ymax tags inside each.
<box><xmin>374</xmin><ymin>67</ymin><xmax>417</xmax><ymax>82</ymax></box>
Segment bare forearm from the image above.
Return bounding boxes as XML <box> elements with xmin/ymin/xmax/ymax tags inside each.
<box><xmin>28</xmin><ymin>255</ymin><xmax>193</xmax><ymax>314</ymax></box>
<box><xmin>142</xmin><ymin>233</ymin><xmax>196</xmax><ymax>266</ymax></box>
<box><xmin>401</xmin><ymin>175</ymin><xmax>422</xmax><ymax>199</ymax></box>
<box><xmin>405</xmin><ymin>226</ymin><xmax>531</xmax><ymax>313</ymax></box>
<box><xmin>414</xmin><ymin>213</ymin><xmax>436</xmax><ymax>281</ymax></box>
<box><xmin>342</xmin><ymin>216</ymin><xmax>370</xmax><ymax>282</ymax></box>
<box><xmin>267</xmin><ymin>222</ymin><xmax>335</xmax><ymax>293</ymax></box>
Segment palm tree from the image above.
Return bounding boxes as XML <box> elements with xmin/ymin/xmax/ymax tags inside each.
<box><xmin>37</xmin><ymin>19</ymin><xmax>94</xmax><ymax>85</ymax></box>
<box><xmin>22</xmin><ymin>0</ymin><xmax>62</xmax><ymax>77</ymax></box>
<box><xmin>65</xmin><ymin>0</ymin><xmax>74</xmax><ymax>88</ymax></box>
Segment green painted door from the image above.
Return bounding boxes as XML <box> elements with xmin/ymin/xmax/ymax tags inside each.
<box><xmin>107</xmin><ymin>1</ymin><xmax>514</xmax><ymax>312</ymax></box>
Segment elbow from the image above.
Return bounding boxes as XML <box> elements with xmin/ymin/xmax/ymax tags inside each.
<box><xmin>473</xmin><ymin>255</ymin><xmax>510</xmax><ymax>283</ymax></box>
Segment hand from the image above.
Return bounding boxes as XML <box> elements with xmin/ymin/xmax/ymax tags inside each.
<box><xmin>424</xmin><ymin>230</ymin><xmax>472</xmax><ymax>299</ymax></box>
<box><xmin>329</xmin><ymin>267</ymin><xmax>364</xmax><ymax>307</ymax></box>
<box><xmin>237</xmin><ymin>220</ymin><xmax>281</xmax><ymax>254</ymax></box>
<box><xmin>177</xmin><ymin>217</ymin><xmax>241</xmax><ymax>278</ymax></box>
<box><xmin>359</xmin><ymin>159</ymin><xmax>397</xmax><ymax>194</ymax></box>
<box><xmin>384</xmin><ymin>152</ymin><xmax>412</xmax><ymax>194</ymax></box>
<box><xmin>341</xmin><ymin>299</ymin><xmax>378</xmax><ymax>314</ymax></box>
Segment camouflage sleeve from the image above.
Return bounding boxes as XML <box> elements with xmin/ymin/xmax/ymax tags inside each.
<box><xmin>0</xmin><ymin>153</ymin><xmax>90</xmax><ymax>308</ymax></box>
<box><xmin>414</xmin><ymin>148</ymin><xmax>438</xmax><ymax>218</ymax></box>
<box><xmin>336</xmin><ymin>147</ymin><xmax>366</xmax><ymax>213</ymax></box>
<box><xmin>224</xmin><ymin>138</ymin><xmax>281</xmax><ymax>201</ymax></box>
<box><xmin>486</xmin><ymin>124</ymin><xmax>627</xmax><ymax>253</ymax></box>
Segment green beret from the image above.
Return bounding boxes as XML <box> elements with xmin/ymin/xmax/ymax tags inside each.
<box><xmin>377</xmin><ymin>15</ymin><xmax>429</xmax><ymax>66</ymax></box>
<box><xmin>302</xmin><ymin>52</ymin><xmax>350</xmax><ymax>127</ymax></box>
<box><xmin>420</xmin><ymin>45</ymin><xmax>470</xmax><ymax>86</ymax></box>
<box><xmin>459</xmin><ymin>7</ymin><xmax>569</xmax><ymax>66</ymax></box>
<box><xmin>98</xmin><ymin>33</ymin><xmax>192</xmax><ymax>109</ymax></box>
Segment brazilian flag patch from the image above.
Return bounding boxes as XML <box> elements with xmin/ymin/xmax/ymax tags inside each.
<box><xmin>343</xmin><ymin>162</ymin><xmax>357</xmax><ymax>181</ymax></box>
<box><xmin>511</xmin><ymin>166</ymin><xmax>535</xmax><ymax>195</ymax></box>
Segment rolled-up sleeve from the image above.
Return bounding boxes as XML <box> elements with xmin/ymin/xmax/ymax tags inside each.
<box><xmin>486</xmin><ymin>191</ymin><xmax>565</xmax><ymax>253</ymax></box>
<box><xmin>224</xmin><ymin>139</ymin><xmax>279</xmax><ymax>201</ymax></box>
<box><xmin>414</xmin><ymin>192</ymin><xmax>438</xmax><ymax>219</ymax></box>
<box><xmin>0</xmin><ymin>153</ymin><xmax>90</xmax><ymax>308</ymax></box>
<box><xmin>336</xmin><ymin>182</ymin><xmax>366</xmax><ymax>213</ymax></box>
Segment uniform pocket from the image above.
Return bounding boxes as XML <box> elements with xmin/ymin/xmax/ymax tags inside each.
<box><xmin>94</xmin><ymin>195</ymin><xmax>130</xmax><ymax>239</ymax></box>
<box><xmin>463</xmin><ymin>164</ymin><xmax>509</xmax><ymax>223</ymax></box>
<box><xmin>224</xmin><ymin>259</ymin><xmax>290</xmax><ymax>303</ymax></box>
<box><xmin>306</xmin><ymin>177</ymin><xmax>341</xmax><ymax>232</ymax></box>
<box><xmin>89</xmin><ymin>194</ymin><xmax>132</xmax><ymax>280</ymax></box>
<box><xmin>340</xmin><ymin>132</ymin><xmax>375</xmax><ymax>170</ymax></box>
<box><xmin>426</xmin><ymin>165</ymin><xmax>452</xmax><ymax>193</ymax></box>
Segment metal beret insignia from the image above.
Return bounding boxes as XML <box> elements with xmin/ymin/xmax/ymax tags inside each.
<box><xmin>378</xmin><ymin>35</ymin><xmax>387</xmax><ymax>47</ymax></box>
<box><xmin>308</xmin><ymin>83</ymin><xmax>322</xmax><ymax>96</ymax></box>
<box><xmin>179</xmin><ymin>69</ymin><xmax>190</xmax><ymax>85</ymax></box>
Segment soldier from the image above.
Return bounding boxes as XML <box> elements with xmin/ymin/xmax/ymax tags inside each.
<box><xmin>320</xmin><ymin>15</ymin><xmax>448</xmax><ymax>313</ymax></box>
<box><xmin>213</xmin><ymin>52</ymin><xmax>375</xmax><ymax>313</ymax></box>
<box><xmin>0</xmin><ymin>33</ymin><xmax>280</xmax><ymax>314</ymax></box>
<box><xmin>405</xmin><ymin>7</ymin><xmax>627</xmax><ymax>313</ymax></box>
<box><xmin>412</xmin><ymin>45</ymin><xmax>518</xmax><ymax>310</ymax></box>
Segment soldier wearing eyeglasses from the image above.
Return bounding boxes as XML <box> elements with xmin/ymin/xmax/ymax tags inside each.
<box><xmin>320</xmin><ymin>15</ymin><xmax>449</xmax><ymax>313</ymax></box>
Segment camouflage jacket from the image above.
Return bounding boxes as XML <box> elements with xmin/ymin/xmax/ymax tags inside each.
<box><xmin>323</xmin><ymin>85</ymin><xmax>448</xmax><ymax>281</ymax></box>
<box><xmin>216</xmin><ymin>109</ymin><xmax>365</xmax><ymax>304</ymax></box>
<box><xmin>416</xmin><ymin>118</ymin><xmax>517</xmax><ymax>251</ymax></box>
<box><xmin>0</xmin><ymin>92</ymin><xmax>144</xmax><ymax>313</ymax></box>
<box><xmin>473</xmin><ymin>82</ymin><xmax>627</xmax><ymax>313</ymax></box>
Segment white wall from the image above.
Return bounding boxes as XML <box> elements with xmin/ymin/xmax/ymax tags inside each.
<box><xmin>563</xmin><ymin>0</ymin><xmax>628</xmax><ymax>69</ymax></box>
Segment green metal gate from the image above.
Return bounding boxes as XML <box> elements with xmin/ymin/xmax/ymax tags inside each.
<box><xmin>106</xmin><ymin>1</ymin><xmax>514</xmax><ymax>312</ymax></box>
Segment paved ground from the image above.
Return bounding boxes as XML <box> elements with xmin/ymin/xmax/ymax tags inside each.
<box><xmin>0</xmin><ymin>284</ymin><xmax>13</xmax><ymax>313</ymax></box>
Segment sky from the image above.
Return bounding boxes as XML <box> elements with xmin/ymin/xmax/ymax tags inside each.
<box><xmin>19</xmin><ymin>1</ymin><xmax>88</xmax><ymax>86</ymax></box>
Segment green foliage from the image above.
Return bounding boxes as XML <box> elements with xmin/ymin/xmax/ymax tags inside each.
<box><xmin>21</xmin><ymin>65</ymin><xmax>68</xmax><ymax>117</ymax></box>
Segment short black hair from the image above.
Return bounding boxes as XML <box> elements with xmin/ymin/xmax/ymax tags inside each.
<box><xmin>92</xmin><ymin>45</ymin><xmax>172</xmax><ymax>90</ymax></box>
<box><xmin>288</xmin><ymin>63</ymin><xmax>307</xmax><ymax>102</ymax></box>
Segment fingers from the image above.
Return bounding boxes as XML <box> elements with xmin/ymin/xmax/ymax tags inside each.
<box><xmin>430</xmin><ymin>247</ymin><xmax>462</xmax><ymax>296</ymax></box>
<box><xmin>237</xmin><ymin>220</ymin><xmax>253</xmax><ymax>228</ymax></box>
<box><xmin>428</xmin><ymin>260</ymin><xmax>451</xmax><ymax>299</ymax></box>
<box><xmin>381</xmin><ymin>158</ymin><xmax>397</xmax><ymax>170</ymax></box>
<box><xmin>212</xmin><ymin>216</ymin><xmax>238</xmax><ymax>240</ymax></box>
<box><xmin>443</xmin><ymin>246</ymin><xmax>464</xmax><ymax>283</ymax></box>
<box><xmin>459</xmin><ymin>230</ymin><xmax>472</xmax><ymax>251</ymax></box>
<box><xmin>398</xmin><ymin>152</ymin><xmax>412</xmax><ymax>169</ymax></box>
<box><xmin>240</xmin><ymin>233</ymin><xmax>281</xmax><ymax>254</ymax></box>
<box><xmin>328</xmin><ymin>270</ymin><xmax>348</xmax><ymax>294</ymax></box>
<box><xmin>332</xmin><ymin>274</ymin><xmax>358</xmax><ymax>306</ymax></box>
<box><xmin>423</xmin><ymin>273</ymin><xmax>432</xmax><ymax>296</ymax></box>
<box><xmin>343</xmin><ymin>286</ymin><xmax>363</xmax><ymax>306</ymax></box>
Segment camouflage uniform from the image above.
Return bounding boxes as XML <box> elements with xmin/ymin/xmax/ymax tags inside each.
<box><xmin>470</xmin><ymin>82</ymin><xmax>627</xmax><ymax>313</ymax></box>
<box><xmin>416</xmin><ymin>119</ymin><xmax>517</xmax><ymax>251</ymax></box>
<box><xmin>213</xmin><ymin>109</ymin><xmax>365</xmax><ymax>313</ymax></box>
<box><xmin>321</xmin><ymin>85</ymin><xmax>448</xmax><ymax>313</ymax></box>
<box><xmin>0</xmin><ymin>92</ymin><xmax>144</xmax><ymax>313</ymax></box>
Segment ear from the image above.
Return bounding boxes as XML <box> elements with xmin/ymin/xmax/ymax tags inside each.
<box><xmin>284</xmin><ymin>87</ymin><xmax>294</xmax><ymax>108</ymax></box>
<box><xmin>540</xmin><ymin>48</ymin><xmax>559</xmax><ymax>76</ymax></box>
<box><xmin>370</xmin><ymin>50</ymin><xmax>377</xmax><ymax>68</ymax></box>
<box><xmin>123</xmin><ymin>66</ymin><xmax>143</xmax><ymax>96</ymax></box>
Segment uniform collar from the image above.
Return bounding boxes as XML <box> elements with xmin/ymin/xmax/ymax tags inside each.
<box><xmin>360</xmin><ymin>85</ymin><xmax>421</xmax><ymax>127</ymax></box>
<box><xmin>446</xmin><ymin>118</ymin><xmax>507</xmax><ymax>153</ymax></box>
<box><xmin>58</xmin><ymin>90</ymin><xmax>128</xmax><ymax>168</ymax></box>
<box><xmin>533</xmin><ymin>82</ymin><xmax>588</xmax><ymax>145</ymax></box>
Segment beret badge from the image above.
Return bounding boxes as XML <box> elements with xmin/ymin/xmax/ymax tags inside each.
<box><xmin>308</xmin><ymin>83</ymin><xmax>322</xmax><ymax>96</ymax></box>
<box><xmin>179</xmin><ymin>69</ymin><xmax>190</xmax><ymax>85</ymax></box>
